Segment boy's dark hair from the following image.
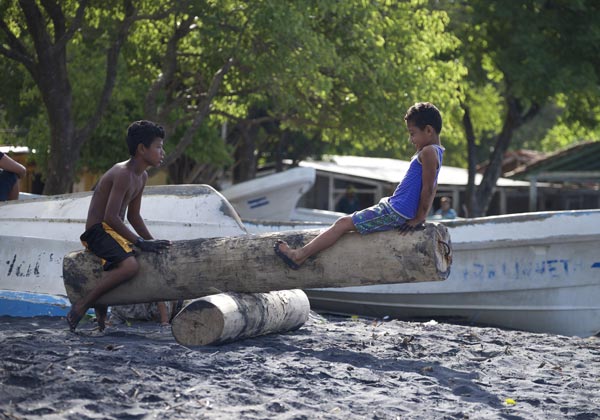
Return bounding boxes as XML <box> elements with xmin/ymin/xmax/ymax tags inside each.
<box><xmin>404</xmin><ymin>102</ymin><xmax>442</xmax><ymax>134</ymax></box>
<box><xmin>126</xmin><ymin>120</ymin><xmax>165</xmax><ymax>156</ymax></box>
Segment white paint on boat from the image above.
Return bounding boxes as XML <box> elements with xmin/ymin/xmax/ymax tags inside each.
<box><xmin>0</xmin><ymin>185</ymin><xmax>248</xmax><ymax>315</ymax></box>
<box><xmin>221</xmin><ymin>167</ymin><xmax>316</xmax><ymax>221</ymax></box>
<box><xmin>306</xmin><ymin>210</ymin><xmax>600</xmax><ymax>337</ymax></box>
<box><xmin>4</xmin><ymin>182</ymin><xmax>599</xmax><ymax>337</ymax></box>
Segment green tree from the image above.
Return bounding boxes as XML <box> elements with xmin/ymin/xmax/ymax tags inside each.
<box><xmin>440</xmin><ymin>0</ymin><xmax>600</xmax><ymax>216</ymax></box>
<box><xmin>2</xmin><ymin>0</ymin><xmax>466</xmax><ymax>192</ymax></box>
<box><xmin>0</xmin><ymin>0</ymin><xmax>149</xmax><ymax>193</ymax></box>
<box><xmin>127</xmin><ymin>0</ymin><xmax>467</xmax><ymax>182</ymax></box>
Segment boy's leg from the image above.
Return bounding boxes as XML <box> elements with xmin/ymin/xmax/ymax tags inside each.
<box><xmin>275</xmin><ymin>215</ymin><xmax>355</xmax><ymax>268</ymax></box>
<box><xmin>6</xmin><ymin>177</ymin><xmax>19</xmax><ymax>200</ymax></box>
<box><xmin>0</xmin><ymin>171</ymin><xmax>18</xmax><ymax>201</ymax></box>
<box><xmin>67</xmin><ymin>256</ymin><xmax>139</xmax><ymax>331</ymax></box>
<box><xmin>93</xmin><ymin>304</ymin><xmax>109</xmax><ymax>331</ymax></box>
<box><xmin>157</xmin><ymin>302</ymin><xmax>170</xmax><ymax>326</ymax></box>
<box><xmin>274</xmin><ymin>199</ymin><xmax>405</xmax><ymax>269</ymax></box>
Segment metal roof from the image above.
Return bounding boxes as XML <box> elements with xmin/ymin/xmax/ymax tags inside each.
<box><xmin>299</xmin><ymin>155</ymin><xmax>530</xmax><ymax>187</ymax></box>
<box><xmin>507</xmin><ymin>141</ymin><xmax>600</xmax><ymax>181</ymax></box>
<box><xmin>0</xmin><ymin>146</ymin><xmax>30</xmax><ymax>154</ymax></box>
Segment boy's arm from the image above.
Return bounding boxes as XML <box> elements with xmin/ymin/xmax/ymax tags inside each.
<box><xmin>127</xmin><ymin>180</ymin><xmax>171</xmax><ymax>252</ymax></box>
<box><xmin>126</xmin><ymin>186</ymin><xmax>153</xmax><ymax>240</ymax></box>
<box><xmin>104</xmin><ymin>172</ymin><xmax>143</xmax><ymax>244</ymax></box>
<box><xmin>405</xmin><ymin>145</ymin><xmax>438</xmax><ymax>228</ymax></box>
<box><xmin>0</xmin><ymin>154</ymin><xmax>26</xmax><ymax>178</ymax></box>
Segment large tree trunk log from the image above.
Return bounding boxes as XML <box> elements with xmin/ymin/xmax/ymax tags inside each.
<box><xmin>63</xmin><ymin>223</ymin><xmax>452</xmax><ymax>306</ymax></box>
<box><xmin>171</xmin><ymin>289</ymin><xmax>310</xmax><ymax>346</ymax></box>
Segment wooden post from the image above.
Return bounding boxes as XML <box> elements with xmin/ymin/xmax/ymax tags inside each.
<box><xmin>63</xmin><ymin>223</ymin><xmax>452</xmax><ymax>306</ymax></box>
<box><xmin>171</xmin><ymin>289</ymin><xmax>310</xmax><ymax>346</ymax></box>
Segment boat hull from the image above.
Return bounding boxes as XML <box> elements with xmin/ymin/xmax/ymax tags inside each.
<box><xmin>222</xmin><ymin>167</ymin><xmax>316</xmax><ymax>221</ymax></box>
<box><xmin>306</xmin><ymin>210</ymin><xmax>600</xmax><ymax>337</ymax></box>
<box><xmin>0</xmin><ymin>185</ymin><xmax>248</xmax><ymax>316</ymax></box>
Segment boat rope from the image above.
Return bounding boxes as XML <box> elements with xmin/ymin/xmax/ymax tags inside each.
<box><xmin>438</xmin><ymin>240</ymin><xmax>452</xmax><ymax>258</ymax></box>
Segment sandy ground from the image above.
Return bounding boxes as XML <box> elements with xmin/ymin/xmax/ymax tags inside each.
<box><xmin>1</xmin><ymin>313</ymin><xmax>599</xmax><ymax>419</ymax></box>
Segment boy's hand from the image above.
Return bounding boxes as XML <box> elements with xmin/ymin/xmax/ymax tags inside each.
<box><xmin>135</xmin><ymin>238</ymin><xmax>171</xmax><ymax>252</ymax></box>
<box><xmin>397</xmin><ymin>219</ymin><xmax>425</xmax><ymax>235</ymax></box>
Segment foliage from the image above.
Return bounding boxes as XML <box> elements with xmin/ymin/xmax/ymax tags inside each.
<box><xmin>2</xmin><ymin>0</ymin><xmax>599</xmax><ymax>197</ymax></box>
<box><xmin>450</xmin><ymin>0</ymin><xmax>600</xmax><ymax>147</ymax></box>
<box><xmin>1</xmin><ymin>0</ymin><xmax>467</xmax><ymax>183</ymax></box>
<box><xmin>435</xmin><ymin>0</ymin><xmax>600</xmax><ymax>215</ymax></box>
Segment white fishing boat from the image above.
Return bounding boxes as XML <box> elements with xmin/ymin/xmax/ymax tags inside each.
<box><xmin>221</xmin><ymin>167</ymin><xmax>319</xmax><ymax>221</ymax></box>
<box><xmin>5</xmin><ymin>177</ymin><xmax>600</xmax><ymax>337</ymax></box>
<box><xmin>306</xmin><ymin>210</ymin><xmax>600</xmax><ymax>337</ymax></box>
<box><xmin>0</xmin><ymin>185</ymin><xmax>249</xmax><ymax>316</ymax></box>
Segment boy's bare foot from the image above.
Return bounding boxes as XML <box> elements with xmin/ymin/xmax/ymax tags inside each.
<box><xmin>66</xmin><ymin>306</ymin><xmax>85</xmax><ymax>332</ymax></box>
<box><xmin>274</xmin><ymin>240</ymin><xmax>302</xmax><ymax>270</ymax></box>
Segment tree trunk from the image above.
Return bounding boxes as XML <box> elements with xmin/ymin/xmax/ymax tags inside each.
<box><xmin>24</xmin><ymin>1</ymin><xmax>78</xmax><ymax>195</ymax></box>
<box><xmin>171</xmin><ymin>289</ymin><xmax>310</xmax><ymax>346</ymax></box>
<box><xmin>461</xmin><ymin>103</ymin><xmax>477</xmax><ymax>218</ymax></box>
<box><xmin>473</xmin><ymin>97</ymin><xmax>521</xmax><ymax>216</ymax></box>
<box><xmin>63</xmin><ymin>224</ymin><xmax>452</xmax><ymax>306</ymax></box>
<box><xmin>233</xmin><ymin>123</ymin><xmax>256</xmax><ymax>183</ymax></box>
<box><xmin>38</xmin><ymin>63</ymin><xmax>78</xmax><ymax>195</ymax></box>
<box><xmin>1</xmin><ymin>1</ymin><xmax>136</xmax><ymax>194</ymax></box>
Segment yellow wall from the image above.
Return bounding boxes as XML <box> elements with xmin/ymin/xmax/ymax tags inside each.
<box><xmin>3</xmin><ymin>151</ymin><xmax>170</xmax><ymax>194</ymax></box>
<box><xmin>72</xmin><ymin>168</ymin><xmax>170</xmax><ymax>192</ymax></box>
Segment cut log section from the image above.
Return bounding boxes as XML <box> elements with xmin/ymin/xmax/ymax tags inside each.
<box><xmin>63</xmin><ymin>223</ymin><xmax>452</xmax><ymax>306</ymax></box>
<box><xmin>171</xmin><ymin>289</ymin><xmax>310</xmax><ymax>346</ymax></box>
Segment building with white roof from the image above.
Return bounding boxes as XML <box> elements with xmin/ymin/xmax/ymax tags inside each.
<box><xmin>295</xmin><ymin>155</ymin><xmax>533</xmax><ymax>217</ymax></box>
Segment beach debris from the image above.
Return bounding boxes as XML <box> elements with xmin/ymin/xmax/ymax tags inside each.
<box><xmin>171</xmin><ymin>289</ymin><xmax>310</xmax><ymax>346</ymax></box>
<box><xmin>505</xmin><ymin>398</ymin><xmax>517</xmax><ymax>405</ymax></box>
<box><xmin>43</xmin><ymin>362</ymin><xmax>54</xmax><ymax>374</ymax></box>
<box><xmin>63</xmin><ymin>225</ymin><xmax>451</xmax><ymax>306</ymax></box>
<box><xmin>105</xmin><ymin>344</ymin><xmax>124</xmax><ymax>351</ymax></box>
<box><xmin>402</xmin><ymin>335</ymin><xmax>415</xmax><ymax>346</ymax></box>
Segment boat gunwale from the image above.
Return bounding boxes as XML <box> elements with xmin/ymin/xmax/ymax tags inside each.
<box><xmin>452</xmin><ymin>233</ymin><xmax>600</xmax><ymax>250</ymax></box>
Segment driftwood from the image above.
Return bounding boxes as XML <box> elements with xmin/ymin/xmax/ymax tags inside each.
<box><xmin>171</xmin><ymin>289</ymin><xmax>310</xmax><ymax>346</ymax></box>
<box><xmin>63</xmin><ymin>224</ymin><xmax>452</xmax><ymax>306</ymax></box>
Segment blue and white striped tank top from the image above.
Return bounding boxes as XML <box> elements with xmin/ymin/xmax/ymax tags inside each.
<box><xmin>388</xmin><ymin>144</ymin><xmax>444</xmax><ymax>219</ymax></box>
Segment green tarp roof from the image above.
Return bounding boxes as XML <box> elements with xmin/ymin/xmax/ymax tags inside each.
<box><xmin>507</xmin><ymin>141</ymin><xmax>600</xmax><ymax>181</ymax></box>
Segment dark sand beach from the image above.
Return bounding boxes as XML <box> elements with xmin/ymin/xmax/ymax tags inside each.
<box><xmin>1</xmin><ymin>313</ymin><xmax>599</xmax><ymax>419</ymax></box>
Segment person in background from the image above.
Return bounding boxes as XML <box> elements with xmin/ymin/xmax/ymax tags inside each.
<box><xmin>0</xmin><ymin>151</ymin><xmax>26</xmax><ymax>201</ymax></box>
<box><xmin>432</xmin><ymin>196</ymin><xmax>457</xmax><ymax>219</ymax></box>
<box><xmin>335</xmin><ymin>185</ymin><xmax>361</xmax><ymax>214</ymax></box>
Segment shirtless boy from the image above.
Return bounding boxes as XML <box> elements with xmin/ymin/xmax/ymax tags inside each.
<box><xmin>66</xmin><ymin>120</ymin><xmax>171</xmax><ymax>332</ymax></box>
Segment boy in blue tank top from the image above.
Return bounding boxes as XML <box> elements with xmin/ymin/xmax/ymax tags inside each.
<box><xmin>274</xmin><ymin>102</ymin><xmax>444</xmax><ymax>270</ymax></box>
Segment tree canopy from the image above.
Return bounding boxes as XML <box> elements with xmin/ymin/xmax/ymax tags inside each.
<box><xmin>439</xmin><ymin>0</ymin><xmax>600</xmax><ymax>215</ymax></box>
<box><xmin>1</xmin><ymin>0</ymin><xmax>465</xmax><ymax>192</ymax></box>
<box><xmin>1</xmin><ymin>0</ymin><xmax>599</xmax><ymax>216</ymax></box>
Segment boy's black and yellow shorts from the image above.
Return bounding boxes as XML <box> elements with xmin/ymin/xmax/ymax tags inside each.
<box><xmin>80</xmin><ymin>222</ymin><xmax>135</xmax><ymax>271</ymax></box>
<box><xmin>0</xmin><ymin>170</ymin><xmax>18</xmax><ymax>201</ymax></box>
